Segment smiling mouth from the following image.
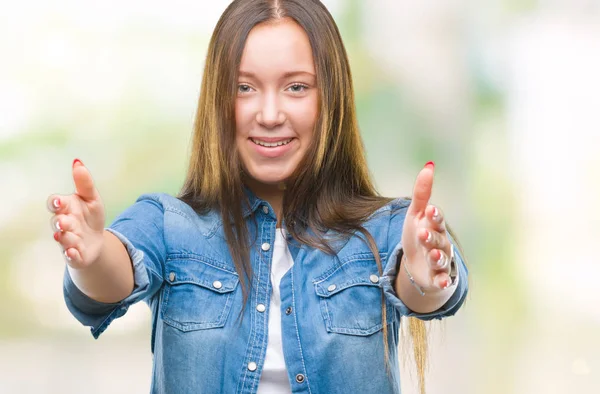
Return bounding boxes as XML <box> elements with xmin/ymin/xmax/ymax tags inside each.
<box><xmin>250</xmin><ymin>138</ymin><xmax>293</xmax><ymax>147</ymax></box>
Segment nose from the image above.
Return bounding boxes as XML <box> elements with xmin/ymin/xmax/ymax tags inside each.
<box><xmin>256</xmin><ymin>93</ymin><xmax>285</xmax><ymax>128</ymax></box>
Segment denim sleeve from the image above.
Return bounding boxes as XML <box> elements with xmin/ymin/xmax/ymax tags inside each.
<box><xmin>378</xmin><ymin>199</ymin><xmax>469</xmax><ymax>320</ymax></box>
<box><xmin>63</xmin><ymin>196</ymin><xmax>166</xmax><ymax>339</ymax></box>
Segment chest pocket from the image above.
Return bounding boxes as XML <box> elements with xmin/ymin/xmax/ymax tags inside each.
<box><xmin>313</xmin><ymin>253</ymin><xmax>393</xmax><ymax>336</ymax></box>
<box><xmin>161</xmin><ymin>255</ymin><xmax>239</xmax><ymax>332</ymax></box>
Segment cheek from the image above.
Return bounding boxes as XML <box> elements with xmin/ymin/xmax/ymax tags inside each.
<box><xmin>289</xmin><ymin>100</ymin><xmax>318</xmax><ymax>138</ymax></box>
<box><xmin>235</xmin><ymin>100</ymin><xmax>253</xmax><ymax>137</ymax></box>
<box><xmin>234</xmin><ymin>104</ymin><xmax>249</xmax><ymax>163</ymax></box>
<box><xmin>234</xmin><ymin>107</ymin><xmax>243</xmax><ymax>135</ymax></box>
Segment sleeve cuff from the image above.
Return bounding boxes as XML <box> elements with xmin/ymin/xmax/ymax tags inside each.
<box><xmin>379</xmin><ymin>238</ymin><xmax>468</xmax><ymax>320</ymax></box>
<box><xmin>62</xmin><ymin>228</ymin><xmax>152</xmax><ymax>339</ymax></box>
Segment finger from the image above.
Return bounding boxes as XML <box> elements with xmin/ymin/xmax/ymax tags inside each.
<box><xmin>426</xmin><ymin>205</ymin><xmax>446</xmax><ymax>232</ymax></box>
<box><xmin>72</xmin><ymin>159</ymin><xmax>99</xmax><ymax>202</ymax></box>
<box><xmin>50</xmin><ymin>215</ymin><xmax>63</xmax><ymax>233</ymax></box>
<box><xmin>64</xmin><ymin>247</ymin><xmax>82</xmax><ymax>265</ymax></box>
<box><xmin>408</xmin><ymin>161</ymin><xmax>435</xmax><ymax>217</ymax></box>
<box><xmin>55</xmin><ymin>230</ymin><xmax>81</xmax><ymax>250</ymax></box>
<box><xmin>50</xmin><ymin>214</ymin><xmax>77</xmax><ymax>233</ymax></box>
<box><xmin>432</xmin><ymin>271</ymin><xmax>452</xmax><ymax>290</ymax></box>
<box><xmin>46</xmin><ymin>194</ymin><xmax>62</xmax><ymax>213</ymax></box>
<box><xmin>428</xmin><ymin>249</ymin><xmax>450</xmax><ymax>272</ymax></box>
<box><xmin>47</xmin><ymin>194</ymin><xmax>75</xmax><ymax>215</ymax></box>
<box><xmin>419</xmin><ymin>228</ymin><xmax>449</xmax><ymax>251</ymax></box>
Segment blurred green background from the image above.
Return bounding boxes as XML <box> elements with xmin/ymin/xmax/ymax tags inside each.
<box><xmin>1</xmin><ymin>0</ymin><xmax>599</xmax><ymax>393</ymax></box>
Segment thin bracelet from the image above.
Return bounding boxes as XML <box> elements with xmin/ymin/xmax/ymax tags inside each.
<box><xmin>401</xmin><ymin>253</ymin><xmax>426</xmax><ymax>296</ymax></box>
<box><xmin>402</xmin><ymin>246</ymin><xmax>458</xmax><ymax>296</ymax></box>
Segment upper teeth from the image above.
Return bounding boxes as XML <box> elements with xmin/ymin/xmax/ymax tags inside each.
<box><xmin>252</xmin><ymin>138</ymin><xmax>292</xmax><ymax>147</ymax></box>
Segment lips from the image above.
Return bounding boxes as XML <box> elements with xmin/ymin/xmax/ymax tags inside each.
<box><xmin>249</xmin><ymin>137</ymin><xmax>296</xmax><ymax>158</ymax></box>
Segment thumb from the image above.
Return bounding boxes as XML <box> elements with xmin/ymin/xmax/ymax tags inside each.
<box><xmin>72</xmin><ymin>159</ymin><xmax>99</xmax><ymax>201</ymax></box>
<box><xmin>408</xmin><ymin>161</ymin><xmax>435</xmax><ymax>216</ymax></box>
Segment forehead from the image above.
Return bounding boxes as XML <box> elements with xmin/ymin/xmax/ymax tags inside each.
<box><xmin>239</xmin><ymin>18</ymin><xmax>315</xmax><ymax>75</ymax></box>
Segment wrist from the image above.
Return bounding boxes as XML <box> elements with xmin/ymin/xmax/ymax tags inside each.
<box><xmin>400</xmin><ymin>245</ymin><xmax>458</xmax><ymax>296</ymax></box>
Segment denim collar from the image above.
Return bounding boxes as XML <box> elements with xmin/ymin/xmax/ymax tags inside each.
<box><xmin>242</xmin><ymin>185</ymin><xmax>263</xmax><ymax>218</ymax></box>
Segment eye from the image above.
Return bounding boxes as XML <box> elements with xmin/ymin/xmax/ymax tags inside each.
<box><xmin>238</xmin><ymin>84</ymin><xmax>254</xmax><ymax>94</ymax></box>
<box><xmin>287</xmin><ymin>84</ymin><xmax>308</xmax><ymax>93</ymax></box>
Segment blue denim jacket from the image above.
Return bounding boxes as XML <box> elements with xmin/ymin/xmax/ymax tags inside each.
<box><xmin>63</xmin><ymin>191</ymin><xmax>468</xmax><ymax>394</ymax></box>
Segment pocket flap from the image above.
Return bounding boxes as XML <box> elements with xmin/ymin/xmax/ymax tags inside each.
<box><xmin>313</xmin><ymin>253</ymin><xmax>385</xmax><ymax>298</ymax></box>
<box><xmin>166</xmin><ymin>256</ymin><xmax>239</xmax><ymax>294</ymax></box>
<box><xmin>315</xmin><ymin>277</ymin><xmax>381</xmax><ymax>298</ymax></box>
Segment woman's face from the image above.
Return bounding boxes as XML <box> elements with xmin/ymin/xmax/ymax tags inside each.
<box><xmin>235</xmin><ymin>18</ymin><xmax>318</xmax><ymax>187</ymax></box>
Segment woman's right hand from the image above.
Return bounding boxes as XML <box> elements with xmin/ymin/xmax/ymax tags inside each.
<box><xmin>47</xmin><ymin>159</ymin><xmax>106</xmax><ymax>269</ymax></box>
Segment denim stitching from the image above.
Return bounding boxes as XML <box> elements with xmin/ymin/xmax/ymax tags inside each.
<box><xmin>291</xmin><ymin>261</ymin><xmax>312</xmax><ymax>394</ymax></box>
<box><xmin>313</xmin><ymin>252</ymin><xmax>388</xmax><ymax>284</ymax></box>
<box><xmin>250</xmin><ymin>218</ymin><xmax>273</xmax><ymax>393</ymax></box>
<box><xmin>239</xmin><ymin>221</ymin><xmax>264</xmax><ymax>393</ymax></box>
<box><xmin>166</xmin><ymin>254</ymin><xmax>237</xmax><ymax>274</ymax></box>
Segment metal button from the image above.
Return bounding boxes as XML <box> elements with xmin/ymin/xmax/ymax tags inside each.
<box><xmin>256</xmin><ymin>304</ymin><xmax>266</xmax><ymax>312</ymax></box>
<box><xmin>247</xmin><ymin>362</ymin><xmax>257</xmax><ymax>371</ymax></box>
<box><xmin>327</xmin><ymin>284</ymin><xmax>337</xmax><ymax>292</ymax></box>
<box><xmin>261</xmin><ymin>242</ymin><xmax>271</xmax><ymax>251</ymax></box>
<box><xmin>369</xmin><ymin>274</ymin><xmax>379</xmax><ymax>284</ymax></box>
<box><xmin>285</xmin><ymin>306</ymin><xmax>293</xmax><ymax>315</ymax></box>
<box><xmin>169</xmin><ymin>272</ymin><xmax>175</xmax><ymax>282</ymax></box>
<box><xmin>262</xmin><ymin>205</ymin><xmax>269</xmax><ymax>214</ymax></box>
<box><xmin>213</xmin><ymin>280</ymin><xmax>223</xmax><ymax>289</ymax></box>
<box><xmin>295</xmin><ymin>374</ymin><xmax>305</xmax><ymax>383</ymax></box>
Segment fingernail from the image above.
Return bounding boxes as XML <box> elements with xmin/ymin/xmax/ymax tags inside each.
<box><xmin>53</xmin><ymin>232</ymin><xmax>59</xmax><ymax>241</ymax></box>
<box><xmin>64</xmin><ymin>250</ymin><xmax>71</xmax><ymax>261</ymax></box>
<box><xmin>53</xmin><ymin>198</ymin><xmax>60</xmax><ymax>209</ymax></box>
<box><xmin>55</xmin><ymin>220</ymin><xmax>62</xmax><ymax>231</ymax></box>
<box><xmin>425</xmin><ymin>230</ymin><xmax>432</xmax><ymax>243</ymax></box>
<box><xmin>436</xmin><ymin>251</ymin><xmax>445</xmax><ymax>267</ymax></box>
<box><xmin>432</xmin><ymin>206</ymin><xmax>439</xmax><ymax>221</ymax></box>
<box><xmin>73</xmin><ymin>158</ymin><xmax>83</xmax><ymax>168</ymax></box>
<box><xmin>442</xmin><ymin>279</ymin><xmax>451</xmax><ymax>290</ymax></box>
<box><xmin>46</xmin><ymin>199</ymin><xmax>56</xmax><ymax>212</ymax></box>
<box><xmin>424</xmin><ymin>161</ymin><xmax>435</xmax><ymax>169</ymax></box>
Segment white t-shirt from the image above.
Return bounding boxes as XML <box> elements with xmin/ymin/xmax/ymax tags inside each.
<box><xmin>256</xmin><ymin>229</ymin><xmax>294</xmax><ymax>393</ymax></box>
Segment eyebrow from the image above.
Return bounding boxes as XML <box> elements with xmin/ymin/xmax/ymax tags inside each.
<box><xmin>238</xmin><ymin>70</ymin><xmax>316</xmax><ymax>79</ymax></box>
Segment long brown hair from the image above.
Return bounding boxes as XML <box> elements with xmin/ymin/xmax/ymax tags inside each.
<box><xmin>178</xmin><ymin>0</ymin><xmax>429</xmax><ymax>392</ymax></box>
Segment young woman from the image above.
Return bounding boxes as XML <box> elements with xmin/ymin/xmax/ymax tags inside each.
<box><xmin>47</xmin><ymin>1</ymin><xmax>468</xmax><ymax>393</ymax></box>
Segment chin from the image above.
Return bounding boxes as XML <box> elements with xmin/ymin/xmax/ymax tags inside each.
<box><xmin>245</xmin><ymin>165</ymin><xmax>293</xmax><ymax>185</ymax></box>
<box><xmin>252</xmin><ymin>174</ymin><xmax>289</xmax><ymax>185</ymax></box>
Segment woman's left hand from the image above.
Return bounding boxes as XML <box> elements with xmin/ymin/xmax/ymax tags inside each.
<box><xmin>400</xmin><ymin>162</ymin><xmax>453</xmax><ymax>291</ymax></box>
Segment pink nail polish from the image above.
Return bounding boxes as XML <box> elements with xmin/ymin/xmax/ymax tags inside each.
<box><xmin>425</xmin><ymin>230</ymin><xmax>432</xmax><ymax>243</ymax></box>
<box><xmin>425</xmin><ymin>161</ymin><xmax>435</xmax><ymax>169</ymax></box>
<box><xmin>64</xmin><ymin>250</ymin><xmax>71</xmax><ymax>261</ymax></box>
<box><xmin>53</xmin><ymin>232</ymin><xmax>59</xmax><ymax>241</ymax></box>
<box><xmin>72</xmin><ymin>158</ymin><xmax>83</xmax><ymax>168</ymax></box>
<box><xmin>55</xmin><ymin>220</ymin><xmax>62</xmax><ymax>231</ymax></box>
<box><xmin>436</xmin><ymin>251</ymin><xmax>448</xmax><ymax>269</ymax></box>
<box><xmin>53</xmin><ymin>198</ymin><xmax>60</xmax><ymax>209</ymax></box>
